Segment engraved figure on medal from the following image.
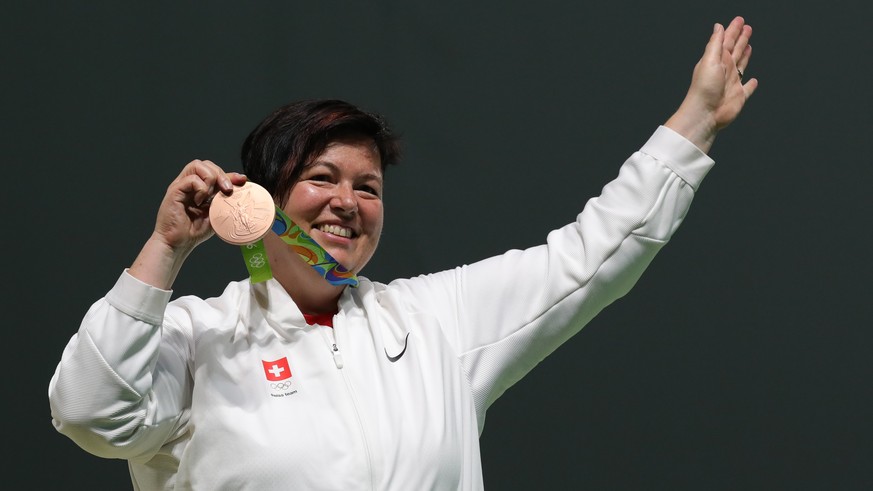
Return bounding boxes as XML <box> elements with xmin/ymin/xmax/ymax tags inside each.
<box><xmin>209</xmin><ymin>181</ymin><xmax>274</xmax><ymax>245</ymax></box>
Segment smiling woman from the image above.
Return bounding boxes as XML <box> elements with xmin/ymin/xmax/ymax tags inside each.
<box><xmin>48</xmin><ymin>17</ymin><xmax>758</xmax><ymax>491</ymax></box>
<box><xmin>264</xmin><ymin>133</ymin><xmax>388</xmax><ymax>314</ymax></box>
<box><xmin>283</xmin><ymin>137</ymin><xmax>385</xmax><ymax>271</ymax></box>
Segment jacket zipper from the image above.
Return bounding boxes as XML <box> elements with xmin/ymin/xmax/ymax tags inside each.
<box><xmin>320</xmin><ymin>319</ymin><xmax>375</xmax><ymax>490</ymax></box>
<box><xmin>319</xmin><ymin>325</ymin><xmax>344</xmax><ymax>369</ymax></box>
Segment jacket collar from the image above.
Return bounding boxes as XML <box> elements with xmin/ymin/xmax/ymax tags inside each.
<box><xmin>250</xmin><ymin>277</ymin><xmax>365</xmax><ymax>332</ymax></box>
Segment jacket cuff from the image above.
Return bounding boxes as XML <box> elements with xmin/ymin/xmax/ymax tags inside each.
<box><xmin>641</xmin><ymin>126</ymin><xmax>715</xmax><ymax>191</ymax></box>
<box><xmin>105</xmin><ymin>270</ymin><xmax>173</xmax><ymax>326</ymax></box>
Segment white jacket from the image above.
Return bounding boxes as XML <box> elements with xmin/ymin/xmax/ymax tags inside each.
<box><xmin>49</xmin><ymin>126</ymin><xmax>714</xmax><ymax>490</ymax></box>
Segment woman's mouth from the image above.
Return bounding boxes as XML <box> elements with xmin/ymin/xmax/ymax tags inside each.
<box><xmin>315</xmin><ymin>224</ymin><xmax>353</xmax><ymax>238</ymax></box>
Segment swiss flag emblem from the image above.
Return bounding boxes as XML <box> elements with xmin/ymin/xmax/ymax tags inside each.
<box><xmin>262</xmin><ymin>358</ymin><xmax>292</xmax><ymax>381</ymax></box>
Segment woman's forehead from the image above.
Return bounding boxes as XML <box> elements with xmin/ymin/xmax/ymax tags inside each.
<box><xmin>306</xmin><ymin>139</ymin><xmax>383</xmax><ymax>174</ymax></box>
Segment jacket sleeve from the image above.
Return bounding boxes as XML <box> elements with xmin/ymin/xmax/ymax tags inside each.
<box><xmin>390</xmin><ymin>126</ymin><xmax>715</xmax><ymax>430</ymax></box>
<box><xmin>48</xmin><ymin>271</ymin><xmax>193</xmax><ymax>462</ymax></box>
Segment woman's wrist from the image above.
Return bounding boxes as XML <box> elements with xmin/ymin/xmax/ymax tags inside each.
<box><xmin>664</xmin><ymin>101</ymin><xmax>718</xmax><ymax>155</ymax></box>
<box><xmin>128</xmin><ymin>234</ymin><xmax>193</xmax><ymax>290</ymax></box>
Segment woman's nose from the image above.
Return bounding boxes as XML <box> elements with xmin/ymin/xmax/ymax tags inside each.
<box><xmin>330</xmin><ymin>184</ymin><xmax>358</xmax><ymax>215</ymax></box>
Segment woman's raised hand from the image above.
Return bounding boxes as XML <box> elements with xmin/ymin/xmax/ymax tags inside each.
<box><xmin>152</xmin><ymin>160</ymin><xmax>247</xmax><ymax>252</ymax></box>
<box><xmin>666</xmin><ymin>16</ymin><xmax>759</xmax><ymax>153</ymax></box>
<box><xmin>129</xmin><ymin>160</ymin><xmax>247</xmax><ymax>289</ymax></box>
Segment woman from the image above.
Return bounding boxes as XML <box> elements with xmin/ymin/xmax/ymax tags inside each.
<box><xmin>49</xmin><ymin>18</ymin><xmax>757</xmax><ymax>490</ymax></box>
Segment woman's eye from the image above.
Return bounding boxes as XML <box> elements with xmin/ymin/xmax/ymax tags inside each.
<box><xmin>358</xmin><ymin>185</ymin><xmax>381</xmax><ymax>197</ymax></box>
<box><xmin>309</xmin><ymin>174</ymin><xmax>331</xmax><ymax>182</ymax></box>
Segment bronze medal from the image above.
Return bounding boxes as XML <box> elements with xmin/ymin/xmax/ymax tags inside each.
<box><xmin>209</xmin><ymin>181</ymin><xmax>275</xmax><ymax>245</ymax></box>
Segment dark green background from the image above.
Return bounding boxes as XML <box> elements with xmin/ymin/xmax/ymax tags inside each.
<box><xmin>5</xmin><ymin>1</ymin><xmax>871</xmax><ymax>489</ymax></box>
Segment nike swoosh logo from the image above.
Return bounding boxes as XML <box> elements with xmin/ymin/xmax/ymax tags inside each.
<box><xmin>385</xmin><ymin>333</ymin><xmax>410</xmax><ymax>363</ymax></box>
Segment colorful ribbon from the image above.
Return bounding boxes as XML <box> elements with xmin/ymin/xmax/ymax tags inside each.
<box><xmin>240</xmin><ymin>206</ymin><xmax>359</xmax><ymax>287</ymax></box>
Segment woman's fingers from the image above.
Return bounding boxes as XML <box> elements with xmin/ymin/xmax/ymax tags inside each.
<box><xmin>227</xmin><ymin>172</ymin><xmax>248</xmax><ymax>186</ymax></box>
<box><xmin>175</xmin><ymin>159</ymin><xmax>235</xmax><ymax>206</ymax></box>
<box><xmin>722</xmin><ymin>16</ymin><xmax>746</xmax><ymax>53</ymax></box>
<box><xmin>705</xmin><ymin>22</ymin><xmax>725</xmax><ymax>65</ymax></box>
<box><xmin>743</xmin><ymin>75</ymin><xmax>759</xmax><ymax>99</ymax></box>
<box><xmin>722</xmin><ymin>16</ymin><xmax>754</xmax><ymax>80</ymax></box>
<box><xmin>733</xmin><ymin>25</ymin><xmax>753</xmax><ymax>74</ymax></box>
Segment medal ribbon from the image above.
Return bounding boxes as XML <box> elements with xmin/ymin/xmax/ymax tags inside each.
<box><xmin>240</xmin><ymin>240</ymin><xmax>272</xmax><ymax>283</ymax></box>
<box><xmin>239</xmin><ymin>206</ymin><xmax>359</xmax><ymax>287</ymax></box>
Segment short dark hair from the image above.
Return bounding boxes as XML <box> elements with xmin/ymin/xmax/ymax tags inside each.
<box><xmin>241</xmin><ymin>99</ymin><xmax>401</xmax><ymax>206</ymax></box>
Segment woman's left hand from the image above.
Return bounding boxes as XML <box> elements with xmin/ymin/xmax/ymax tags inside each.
<box><xmin>666</xmin><ymin>16</ymin><xmax>759</xmax><ymax>153</ymax></box>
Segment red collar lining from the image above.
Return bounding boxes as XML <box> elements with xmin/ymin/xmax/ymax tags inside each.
<box><xmin>302</xmin><ymin>312</ymin><xmax>335</xmax><ymax>327</ymax></box>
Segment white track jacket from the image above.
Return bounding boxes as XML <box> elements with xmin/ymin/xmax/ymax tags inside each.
<box><xmin>49</xmin><ymin>126</ymin><xmax>714</xmax><ymax>490</ymax></box>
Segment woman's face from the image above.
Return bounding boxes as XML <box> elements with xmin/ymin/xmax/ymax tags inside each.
<box><xmin>283</xmin><ymin>136</ymin><xmax>384</xmax><ymax>274</ymax></box>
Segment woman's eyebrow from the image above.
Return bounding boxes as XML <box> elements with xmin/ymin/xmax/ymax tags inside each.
<box><xmin>302</xmin><ymin>160</ymin><xmax>331</xmax><ymax>171</ymax></box>
<box><xmin>305</xmin><ymin>161</ymin><xmax>383</xmax><ymax>183</ymax></box>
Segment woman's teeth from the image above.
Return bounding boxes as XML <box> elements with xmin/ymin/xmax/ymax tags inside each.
<box><xmin>317</xmin><ymin>224</ymin><xmax>352</xmax><ymax>238</ymax></box>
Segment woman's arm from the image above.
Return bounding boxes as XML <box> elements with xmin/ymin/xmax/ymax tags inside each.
<box><xmin>130</xmin><ymin>160</ymin><xmax>245</xmax><ymax>289</ymax></box>
<box><xmin>392</xmin><ymin>18</ymin><xmax>758</xmax><ymax>426</ymax></box>
<box><xmin>49</xmin><ymin>160</ymin><xmax>245</xmax><ymax>459</ymax></box>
